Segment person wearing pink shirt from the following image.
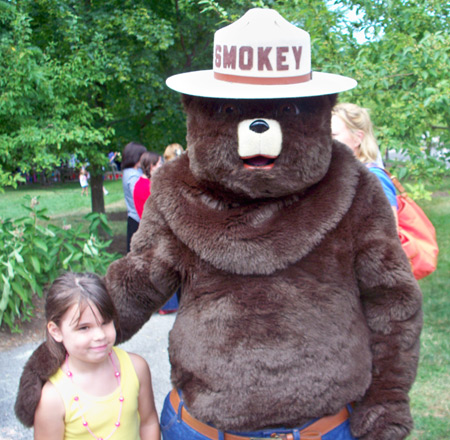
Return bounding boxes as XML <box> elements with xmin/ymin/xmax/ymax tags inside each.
<box><xmin>133</xmin><ymin>152</ymin><xmax>162</xmax><ymax>219</ymax></box>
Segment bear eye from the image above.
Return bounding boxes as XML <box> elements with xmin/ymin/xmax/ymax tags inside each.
<box><xmin>218</xmin><ymin>102</ymin><xmax>241</xmax><ymax>116</ymax></box>
<box><xmin>277</xmin><ymin>102</ymin><xmax>300</xmax><ymax>116</ymax></box>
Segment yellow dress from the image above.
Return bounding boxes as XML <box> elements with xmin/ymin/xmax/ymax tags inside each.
<box><xmin>49</xmin><ymin>346</ymin><xmax>140</xmax><ymax>440</ymax></box>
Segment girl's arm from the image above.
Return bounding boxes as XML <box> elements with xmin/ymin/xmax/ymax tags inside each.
<box><xmin>130</xmin><ymin>353</ymin><xmax>161</xmax><ymax>440</ymax></box>
<box><xmin>34</xmin><ymin>381</ymin><xmax>65</xmax><ymax>440</ymax></box>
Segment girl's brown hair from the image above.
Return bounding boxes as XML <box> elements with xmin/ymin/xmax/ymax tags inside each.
<box><xmin>44</xmin><ymin>272</ymin><xmax>119</xmax><ymax>372</ymax></box>
<box><xmin>121</xmin><ymin>142</ymin><xmax>147</xmax><ymax>169</ymax></box>
<box><xmin>140</xmin><ymin>151</ymin><xmax>161</xmax><ymax>178</ymax></box>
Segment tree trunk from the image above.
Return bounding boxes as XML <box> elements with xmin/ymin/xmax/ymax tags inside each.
<box><xmin>90</xmin><ymin>172</ymin><xmax>105</xmax><ymax>213</ymax></box>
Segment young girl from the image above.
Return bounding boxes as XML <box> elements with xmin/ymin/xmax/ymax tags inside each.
<box><xmin>79</xmin><ymin>168</ymin><xmax>89</xmax><ymax>196</ymax></box>
<box><xmin>132</xmin><ymin>152</ymin><xmax>162</xmax><ymax>219</ymax></box>
<box><xmin>32</xmin><ymin>272</ymin><xmax>160</xmax><ymax>440</ymax></box>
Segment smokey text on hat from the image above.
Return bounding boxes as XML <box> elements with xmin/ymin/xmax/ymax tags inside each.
<box><xmin>214</xmin><ymin>45</ymin><xmax>303</xmax><ymax>72</ymax></box>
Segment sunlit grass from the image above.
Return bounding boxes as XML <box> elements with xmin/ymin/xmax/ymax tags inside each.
<box><xmin>409</xmin><ymin>189</ymin><xmax>450</xmax><ymax>439</ymax></box>
<box><xmin>0</xmin><ymin>179</ymin><xmax>125</xmax><ymax>219</ymax></box>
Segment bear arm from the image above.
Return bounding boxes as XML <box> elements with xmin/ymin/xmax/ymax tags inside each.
<box><xmin>105</xmin><ymin>201</ymin><xmax>181</xmax><ymax>343</ymax></box>
<box><xmin>15</xmin><ymin>342</ymin><xmax>57</xmax><ymax>427</ymax></box>
<box><xmin>351</xmin><ymin>182</ymin><xmax>422</xmax><ymax>440</ymax></box>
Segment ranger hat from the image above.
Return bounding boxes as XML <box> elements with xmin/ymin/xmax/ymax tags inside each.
<box><xmin>166</xmin><ymin>8</ymin><xmax>356</xmax><ymax>99</ymax></box>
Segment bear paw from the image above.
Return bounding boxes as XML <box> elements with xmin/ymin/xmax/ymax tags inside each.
<box><xmin>350</xmin><ymin>401</ymin><xmax>413</xmax><ymax>440</ymax></box>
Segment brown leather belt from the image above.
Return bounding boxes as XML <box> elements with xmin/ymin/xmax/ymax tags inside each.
<box><xmin>169</xmin><ymin>389</ymin><xmax>350</xmax><ymax>440</ymax></box>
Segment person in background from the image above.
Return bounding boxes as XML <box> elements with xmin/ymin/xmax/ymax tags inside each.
<box><xmin>26</xmin><ymin>272</ymin><xmax>161</xmax><ymax>440</ymax></box>
<box><xmin>79</xmin><ymin>167</ymin><xmax>89</xmax><ymax>196</ymax></box>
<box><xmin>108</xmin><ymin>151</ymin><xmax>119</xmax><ymax>171</ymax></box>
<box><xmin>331</xmin><ymin>102</ymin><xmax>398</xmax><ymax>224</ymax></box>
<box><xmin>121</xmin><ymin>142</ymin><xmax>147</xmax><ymax>253</ymax></box>
<box><xmin>133</xmin><ymin>152</ymin><xmax>162</xmax><ymax>219</ymax></box>
<box><xmin>163</xmin><ymin>143</ymin><xmax>184</xmax><ymax>163</ymax></box>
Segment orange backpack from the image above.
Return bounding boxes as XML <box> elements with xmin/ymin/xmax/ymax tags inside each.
<box><xmin>386</xmin><ymin>171</ymin><xmax>439</xmax><ymax>280</ymax></box>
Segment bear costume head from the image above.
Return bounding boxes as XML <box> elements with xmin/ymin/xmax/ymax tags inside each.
<box><xmin>15</xmin><ymin>9</ymin><xmax>422</xmax><ymax>440</ymax></box>
<box><xmin>183</xmin><ymin>94</ymin><xmax>336</xmax><ymax>200</ymax></box>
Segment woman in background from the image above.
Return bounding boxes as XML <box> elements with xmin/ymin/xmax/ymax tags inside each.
<box><xmin>163</xmin><ymin>143</ymin><xmax>184</xmax><ymax>162</ymax></box>
<box><xmin>133</xmin><ymin>152</ymin><xmax>162</xmax><ymax>219</ymax></box>
<box><xmin>121</xmin><ymin>142</ymin><xmax>147</xmax><ymax>253</ymax></box>
<box><xmin>331</xmin><ymin>102</ymin><xmax>398</xmax><ymax>224</ymax></box>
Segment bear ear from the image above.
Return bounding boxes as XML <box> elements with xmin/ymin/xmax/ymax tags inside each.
<box><xmin>181</xmin><ymin>94</ymin><xmax>194</xmax><ymax>111</ymax></box>
<box><xmin>327</xmin><ymin>93</ymin><xmax>338</xmax><ymax>108</ymax></box>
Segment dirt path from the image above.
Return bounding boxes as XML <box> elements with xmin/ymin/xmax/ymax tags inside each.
<box><xmin>0</xmin><ymin>295</ymin><xmax>46</xmax><ymax>352</ymax></box>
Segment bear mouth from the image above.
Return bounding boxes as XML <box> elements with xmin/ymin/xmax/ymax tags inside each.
<box><xmin>242</xmin><ymin>155</ymin><xmax>277</xmax><ymax>170</ymax></box>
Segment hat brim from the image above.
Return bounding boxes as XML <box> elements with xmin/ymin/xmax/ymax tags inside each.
<box><xmin>166</xmin><ymin>70</ymin><xmax>356</xmax><ymax>99</ymax></box>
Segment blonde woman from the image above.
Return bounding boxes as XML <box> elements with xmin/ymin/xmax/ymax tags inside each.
<box><xmin>332</xmin><ymin>102</ymin><xmax>398</xmax><ymax>223</ymax></box>
<box><xmin>163</xmin><ymin>143</ymin><xmax>184</xmax><ymax>162</ymax></box>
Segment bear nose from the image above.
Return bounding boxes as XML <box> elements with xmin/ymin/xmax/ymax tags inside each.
<box><xmin>249</xmin><ymin>119</ymin><xmax>270</xmax><ymax>134</ymax></box>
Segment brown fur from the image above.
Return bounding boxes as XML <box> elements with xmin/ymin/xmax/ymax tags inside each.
<box><xmin>15</xmin><ymin>95</ymin><xmax>422</xmax><ymax>440</ymax></box>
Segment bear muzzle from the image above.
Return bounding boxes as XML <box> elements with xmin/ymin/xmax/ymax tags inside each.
<box><xmin>238</xmin><ymin>118</ymin><xmax>282</xmax><ymax>169</ymax></box>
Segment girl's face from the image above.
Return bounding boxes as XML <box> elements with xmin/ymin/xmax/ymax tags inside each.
<box><xmin>331</xmin><ymin>115</ymin><xmax>361</xmax><ymax>157</ymax></box>
<box><xmin>48</xmin><ymin>301</ymin><xmax>116</xmax><ymax>365</ymax></box>
<box><xmin>151</xmin><ymin>157</ymin><xmax>162</xmax><ymax>172</ymax></box>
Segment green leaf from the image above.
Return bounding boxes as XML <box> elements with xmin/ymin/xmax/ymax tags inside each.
<box><xmin>13</xmin><ymin>249</ymin><xmax>24</xmax><ymax>264</ymax></box>
<box><xmin>34</xmin><ymin>238</ymin><xmax>48</xmax><ymax>253</ymax></box>
<box><xmin>64</xmin><ymin>242</ymin><xmax>78</xmax><ymax>254</ymax></box>
<box><xmin>63</xmin><ymin>253</ymin><xmax>74</xmax><ymax>267</ymax></box>
<box><xmin>4</xmin><ymin>260</ymin><xmax>14</xmax><ymax>278</ymax></box>
<box><xmin>0</xmin><ymin>275</ymin><xmax>11</xmax><ymax>312</ymax></box>
<box><xmin>30</xmin><ymin>255</ymin><xmax>41</xmax><ymax>273</ymax></box>
<box><xmin>11</xmin><ymin>281</ymin><xmax>30</xmax><ymax>303</ymax></box>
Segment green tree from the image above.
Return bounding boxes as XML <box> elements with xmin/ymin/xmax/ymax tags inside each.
<box><xmin>1</xmin><ymin>0</ymin><xmax>448</xmax><ymax>207</ymax></box>
<box><xmin>1</xmin><ymin>0</ymin><xmax>176</xmax><ymax>211</ymax></box>
<box><xmin>331</xmin><ymin>0</ymin><xmax>450</xmax><ymax>185</ymax></box>
<box><xmin>0</xmin><ymin>0</ymin><xmax>259</xmax><ymax>210</ymax></box>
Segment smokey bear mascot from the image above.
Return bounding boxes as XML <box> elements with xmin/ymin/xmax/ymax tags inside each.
<box><xmin>16</xmin><ymin>8</ymin><xmax>422</xmax><ymax>440</ymax></box>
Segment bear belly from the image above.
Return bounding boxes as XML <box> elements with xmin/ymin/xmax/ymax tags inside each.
<box><xmin>168</xmin><ymin>265</ymin><xmax>372</xmax><ymax>431</ymax></box>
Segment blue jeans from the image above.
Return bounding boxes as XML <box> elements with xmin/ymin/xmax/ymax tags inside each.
<box><xmin>160</xmin><ymin>391</ymin><xmax>357</xmax><ymax>440</ymax></box>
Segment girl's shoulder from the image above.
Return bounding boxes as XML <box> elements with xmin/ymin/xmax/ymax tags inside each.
<box><xmin>37</xmin><ymin>380</ymin><xmax>65</xmax><ymax>418</ymax></box>
<box><xmin>128</xmin><ymin>351</ymin><xmax>148</xmax><ymax>368</ymax></box>
<box><xmin>117</xmin><ymin>348</ymin><xmax>151</xmax><ymax>382</ymax></box>
<box><xmin>34</xmin><ymin>381</ymin><xmax>65</xmax><ymax>438</ymax></box>
<box><xmin>111</xmin><ymin>347</ymin><xmax>147</xmax><ymax>376</ymax></box>
<box><xmin>134</xmin><ymin>176</ymin><xmax>147</xmax><ymax>188</ymax></box>
<box><xmin>41</xmin><ymin>379</ymin><xmax>63</xmax><ymax>401</ymax></box>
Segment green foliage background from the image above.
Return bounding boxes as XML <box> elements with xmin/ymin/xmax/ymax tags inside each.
<box><xmin>1</xmin><ymin>0</ymin><xmax>449</xmax><ymax>194</ymax></box>
<box><xmin>0</xmin><ymin>195</ymin><xmax>119</xmax><ymax>331</ymax></box>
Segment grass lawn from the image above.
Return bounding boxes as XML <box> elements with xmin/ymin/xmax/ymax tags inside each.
<box><xmin>0</xmin><ymin>179</ymin><xmax>126</xmax><ymax>219</ymax></box>
<box><xmin>0</xmin><ymin>179</ymin><xmax>128</xmax><ymax>245</ymax></box>
<box><xmin>409</xmin><ymin>187</ymin><xmax>450</xmax><ymax>439</ymax></box>
<box><xmin>1</xmin><ymin>179</ymin><xmax>449</xmax><ymax>438</ymax></box>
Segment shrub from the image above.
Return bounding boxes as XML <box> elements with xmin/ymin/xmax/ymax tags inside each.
<box><xmin>0</xmin><ymin>196</ymin><xmax>121</xmax><ymax>332</ymax></box>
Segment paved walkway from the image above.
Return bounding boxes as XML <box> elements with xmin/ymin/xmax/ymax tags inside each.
<box><xmin>0</xmin><ymin>313</ymin><xmax>176</xmax><ymax>440</ymax></box>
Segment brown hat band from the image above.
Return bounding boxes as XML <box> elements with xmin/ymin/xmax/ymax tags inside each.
<box><xmin>214</xmin><ymin>71</ymin><xmax>312</xmax><ymax>85</ymax></box>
